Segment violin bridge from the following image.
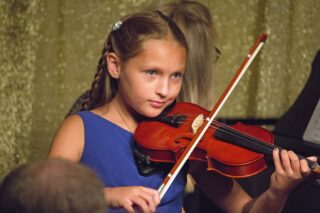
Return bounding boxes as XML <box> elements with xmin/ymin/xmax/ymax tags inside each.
<box><xmin>191</xmin><ymin>114</ymin><xmax>204</xmax><ymax>134</ymax></box>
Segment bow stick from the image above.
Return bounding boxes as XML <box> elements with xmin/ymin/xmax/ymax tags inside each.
<box><xmin>158</xmin><ymin>33</ymin><xmax>268</xmax><ymax>199</ymax></box>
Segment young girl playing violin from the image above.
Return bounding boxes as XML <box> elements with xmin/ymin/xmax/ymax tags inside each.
<box><xmin>49</xmin><ymin>7</ymin><xmax>315</xmax><ymax>213</ymax></box>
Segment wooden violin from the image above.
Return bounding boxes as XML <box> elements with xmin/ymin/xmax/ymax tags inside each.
<box><xmin>135</xmin><ymin>102</ymin><xmax>320</xmax><ymax>178</ymax></box>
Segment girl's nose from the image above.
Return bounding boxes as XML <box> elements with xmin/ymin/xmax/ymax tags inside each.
<box><xmin>156</xmin><ymin>78</ymin><xmax>169</xmax><ymax>98</ymax></box>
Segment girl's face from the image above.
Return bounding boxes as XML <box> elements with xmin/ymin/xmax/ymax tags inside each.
<box><xmin>115</xmin><ymin>38</ymin><xmax>186</xmax><ymax>118</ymax></box>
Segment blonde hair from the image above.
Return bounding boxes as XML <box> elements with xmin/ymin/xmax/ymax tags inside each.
<box><xmin>155</xmin><ymin>0</ymin><xmax>218</xmax><ymax>109</ymax></box>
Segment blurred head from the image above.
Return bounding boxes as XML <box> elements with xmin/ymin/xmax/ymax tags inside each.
<box><xmin>0</xmin><ymin>158</ymin><xmax>106</xmax><ymax>213</ymax></box>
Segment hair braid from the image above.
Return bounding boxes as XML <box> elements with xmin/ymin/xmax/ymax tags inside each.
<box><xmin>81</xmin><ymin>45</ymin><xmax>111</xmax><ymax>111</ymax></box>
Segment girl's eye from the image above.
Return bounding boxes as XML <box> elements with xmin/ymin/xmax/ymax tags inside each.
<box><xmin>145</xmin><ymin>70</ymin><xmax>157</xmax><ymax>75</ymax></box>
<box><xmin>172</xmin><ymin>72</ymin><xmax>183</xmax><ymax>79</ymax></box>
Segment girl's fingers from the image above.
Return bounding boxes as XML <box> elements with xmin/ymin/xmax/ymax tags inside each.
<box><xmin>273</xmin><ymin>149</ymin><xmax>284</xmax><ymax>173</ymax></box>
<box><xmin>138</xmin><ymin>188</ymin><xmax>158</xmax><ymax>212</ymax></box>
<box><xmin>113</xmin><ymin>186</ymin><xmax>160</xmax><ymax>213</ymax></box>
<box><xmin>307</xmin><ymin>156</ymin><xmax>317</xmax><ymax>162</ymax></box>
<box><xmin>287</xmin><ymin>151</ymin><xmax>300</xmax><ymax>172</ymax></box>
<box><xmin>280</xmin><ymin>150</ymin><xmax>292</xmax><ymax>173</ymax></box>
<box><xmin>299</xmin><ymin>159</ymin><xmax>311</xmax><ymax>176</ymax></box>
<box><xmin>141</xmin><ymin>187</ymin><xmax>161</xmax><ymax>205</ymax></box>
<box><xmin>123</xmin><ymin>201</ymin><xmax>135</xmax><ymax>213</ymax></box>
<box><xmin>132</xmin><ymin>195</ymin><xmax>152</xmax><ymax>213</ymax></box>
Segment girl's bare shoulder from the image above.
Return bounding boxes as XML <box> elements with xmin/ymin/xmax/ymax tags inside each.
<box><xmin>48</xmin><ymin>114</ymin><xmax>85</xmax><ymax>161</ymax></box>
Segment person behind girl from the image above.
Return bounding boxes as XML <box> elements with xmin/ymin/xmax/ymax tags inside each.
<box><xmin>49</xmin><ymin>7</ymin><xmax>315</xmax><ymax>213</ymax></box>
<box><xmin>154</xmin><ymin>0</ymin><xmax>218</xmax><ymax>110</ymax></box>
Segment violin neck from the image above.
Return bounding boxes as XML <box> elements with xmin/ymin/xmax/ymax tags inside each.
<box><xmin>214</xmin><ymin>125</ymin><xmax>320</xmax><ymax>174</ymax></box>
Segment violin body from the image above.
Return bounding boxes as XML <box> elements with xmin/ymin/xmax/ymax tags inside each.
<box><xmin>135</xmin><ymin>102</ymin><xmax>274</xmax><ymax>178</ymax></box>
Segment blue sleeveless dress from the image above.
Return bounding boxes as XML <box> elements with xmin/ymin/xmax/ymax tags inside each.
<box><xmin>78</xmin><ymin>111</ymin><xmax>187</xmax><ymax>213</ymax></box>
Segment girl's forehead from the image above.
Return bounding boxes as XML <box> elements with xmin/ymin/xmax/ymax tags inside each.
<box><xmin>125</xmin><ymin>38</ymin><xmax>186</xmax><ymax>71</ymax></box>
<box><xmin>140</xmin><ymin>38</ymin><xmax>186</xmax><ymax>54</ymax></box>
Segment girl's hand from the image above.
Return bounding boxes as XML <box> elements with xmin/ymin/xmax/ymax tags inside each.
<box><xmin>104</xmin><ymin>186</ymin><xmax>160</xmax><ymax>213</ymax></box>
<box><xmin>269</xmin><ymin>149</ymin><xmax>316</xmax><ymax>197</ymax></box>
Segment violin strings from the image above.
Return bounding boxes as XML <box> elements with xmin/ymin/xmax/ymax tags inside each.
<box><xmin>173</xmin><ymin>114</ymin><xmax>278</xmax><ymax>153</ymax></box>
<box><xmin>210</xmin><ymin>121</ymin><xmax>276</xmax><ymax>153</ymax></box>
<box><xmin>174</xmin><ymin>114</ymin><xmax>317</xmax><ymax>167</ymax></box>
<box><xmin>176</xmin><ymin>115</ymin><xmax>276</xmax><ymax>152</ymax></box>
<box><xmin>208</xmin><ymin>120</ymin><xmax>318</xmax><ymax>167</ymax></box>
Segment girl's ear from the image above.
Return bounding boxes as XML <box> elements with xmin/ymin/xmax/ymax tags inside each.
<box><xmin>106</xmin><ymin>53</ymin><xmax>121</xmax><ymax>79</ymax></box>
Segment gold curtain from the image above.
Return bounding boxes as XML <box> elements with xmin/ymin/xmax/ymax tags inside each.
<box><xmin>0</xmin><ymin>0</ymin><xmax>319</xmax><ymax>176</ymax></box>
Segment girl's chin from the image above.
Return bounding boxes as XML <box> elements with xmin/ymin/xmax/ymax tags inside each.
<box><xmin>143</xmin><ymin>102</ymin><xmax>176</xmax><ymax>118</ymax></box>
<box><xmin>132</xmin><ymin>109</ymin><xmax>163</xmax><ymax>121</ymax></box>
<box><xmin>139</xmin><ymin>108</ymin><xmax>165</xmax><ymax>118</ymax></box>
<box><xmin>135</xmin><ymin>101</ymin><xmax>175</xmax><ymax>119</ymax></box>
<box><xmin>142</xmin><ymin>110</ymin><xmax>163</xmax><ymax>118</ymax></box>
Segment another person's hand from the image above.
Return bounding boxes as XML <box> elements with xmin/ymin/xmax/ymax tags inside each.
<box><xmin>104</xmin><ymin>186</ymin><xmax>160</xmax><ymax>213</ymax></box>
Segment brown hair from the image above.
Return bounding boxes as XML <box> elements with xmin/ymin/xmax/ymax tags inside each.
<box><xmin>81</xmin><ymin>10</ymin><xmax>188</xmax><ymax>111</ymax></box>
<box><xmin>0</xmin><ymin>158</ymin><xmax>106</xmax><ymax>213</ymax></box>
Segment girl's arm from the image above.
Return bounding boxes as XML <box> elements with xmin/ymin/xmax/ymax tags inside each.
<box><xmin>48</xmin><ymin>115</ymin><xmax>161</xmax><ymax>213</ymax></box>
<box><xmin>242</xmin><ymin>149</ymin><xmax>313</xmax><ymax>213</ymax></box>
<box><xmin>190</xmin><ymin>149</ymin><xmax>313</xmax><ymax>213</ymax></box>
<box><xmin>48</xmin><ymin>115</ymin><xmax>85</xmax><ymax>162</ymax></box>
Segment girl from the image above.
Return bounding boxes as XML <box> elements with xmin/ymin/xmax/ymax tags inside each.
<box><xmin>50</xmin><ymin>10</ymin><xmax>187</xmax><ymax>213</ymax></box>
<box><xmin>49</xmin><ymin>9</ymin><xmax>313</xmax><ymax>213</ymax></box>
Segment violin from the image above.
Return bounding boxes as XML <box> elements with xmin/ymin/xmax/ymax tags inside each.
<box><xmin>135</xmin><ymin>101</ymin><xmax>273</xmax><ymax>178</ymax></box>
<box><xmin>135</xmin><ymin>102</ymin><xmax>320</xmax><ymax>178</ymax></box>
<box><xmin>134</xmin><ymin>34</ymin><xmax>320</xmax><ymax>199</ymax></box>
